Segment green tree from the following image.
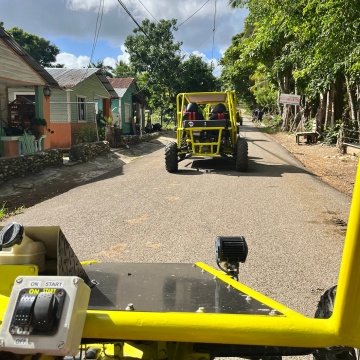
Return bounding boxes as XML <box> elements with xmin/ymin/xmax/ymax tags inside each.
<box><xmin>219</xmin><ymin>32</ymin><xmax>258</xmax><ymax>109</ymax></box>
<box><xmin>226</xmin><ymin>0</ymin><xmax>360</xmax><ymax>133</ymax></box>
<box><xmin>250</xmin><ymin>66</ymin><xmax>278</xmax><ymax>111</ymax></box>
<box><xmin>6</xmin><ymin>26</ymin><xmax>60</xmax><ymax>67</ymax></box>
<box><xmin>175</xmin><ymin>54</ymin><xmax>219</xmax><ymax>93</ymax></box>
<box><xmin>124</xmin><ymin>19</ymin><xmax>183</xmax><ymax>123</ymax></box>
<box><xmin>113</xmin><ymin>60</ymin><xmax>136</xmax><ymax>78</ymax></box>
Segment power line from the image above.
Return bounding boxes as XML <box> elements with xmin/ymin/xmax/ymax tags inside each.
<box><xmin>116</xmin><ymin>0</ymin><xmax>218</xmax><ymax>95</ymax></box>
<box><xmin>126</xmin><ymin>0</ymin><xmax>149</xmax><ymax>20</ymax></box>
<box><xmin>89</xmin><ymin>0</ymin><xmax>105</xmax><ymax>66</ymax></box>
<box><xmin>138</xmin><ymin>0</ymin><xmax>158</xmax><ymax>22</ymax></box>
<box><xmin>211</xmin><ymin>0</ymin><xmax>217</xmax><ymax>69</ymax></box>
<box><xmin>80</xmin><ymin>0</ymin><xmax>105</xmax><ymax>84</ymax></box>
<box><xmin>116</xmin><ymin>0</ymin><xmax>150</xmax><ymax>39</ymax></box>
<box><xmin>176</xmin><ymin>0</ymin><xmax>211</xmax><ymax>29</ymax></box>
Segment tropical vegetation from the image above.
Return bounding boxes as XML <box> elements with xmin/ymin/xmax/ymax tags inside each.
<box><xmin>3</xmin><ymin>1</ymin><xmax>359</xmax><ymax>141</ymax></box>
<box><xmin>221</xmin><ymin>0</ymin><xmax>360</xmax><ymax>142</ymax></box>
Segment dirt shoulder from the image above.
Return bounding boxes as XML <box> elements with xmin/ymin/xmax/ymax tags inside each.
<box><xmin>267</xmin><ymin>131</ymin><xmax>358</xmax><ymax>196</ymax></box>
<box><xmin>0</xmin><ymin>129</ymin><xmax>358</xmax><ymax>215</ymax></box>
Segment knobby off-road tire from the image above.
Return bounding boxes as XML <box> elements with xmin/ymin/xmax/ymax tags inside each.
<box><xmin>313</xmin><ymin>285</ymin><xmax>359</xmax><ymax>360</ymax></box>
<box><xmin>235</xmin><ymin>137</ymin><xmax>248</xmax><ymax>172</ymax></box>
<box><xmin>165</xmin><ymin>142</ymin><xmax>178</xmax><ymax>173</ymax></box>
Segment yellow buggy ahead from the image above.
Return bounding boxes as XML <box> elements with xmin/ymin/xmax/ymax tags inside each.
<box><xmin>165</xmin><ymin>91</ymin><xmax>248</xmax><ymax>172</ymax></box>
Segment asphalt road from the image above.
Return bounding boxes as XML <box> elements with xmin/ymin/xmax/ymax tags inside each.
<box><xmin>2</xmin><ymin>118</ymin><xmax>352</xmax><ymax>323</ymax></box>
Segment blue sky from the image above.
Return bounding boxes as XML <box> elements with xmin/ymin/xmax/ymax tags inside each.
<box><xmin>1</xmin><ymin>0</ymin><xmax>248</xmax><ymax>76</ymax></box>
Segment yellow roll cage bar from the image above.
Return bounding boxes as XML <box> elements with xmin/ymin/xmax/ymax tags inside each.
<box><xmin>175</xmin><ymin>91</ymin><xmax>239</xmax><ymax>156</ymax></box>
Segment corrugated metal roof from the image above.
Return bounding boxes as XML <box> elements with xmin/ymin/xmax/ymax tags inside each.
<box><xmin>109</xmin><ymin>78</ymin><xmax>146</xmax><ymax>104</ymax></box>
<box><xmin>108</xmin><ymin>78</ymin><xmax>146</xmax><ymax>103</ymax></box>
<box><xmin>97</xmin><ymin>74</ymin><xmax>118</xmax><ymax>99</ymax></box>
<box><xmin>45</xmin><ymin>68</ymin><xmax>99</xmax><ymax>88</ymax></box>
<box><xmin>0</xmin><ymin>27</ymin><xmax>59</xmax><ymax>88</ymax></box>
<box><xmin>45</xmin><ymin>68</ymin><xmax>118</xmax><ymax>99</ymax></box>
<box><xmin>109</xmin><ymin>78</ymin><xmax>134</xmax><ymax>89</ymax></box>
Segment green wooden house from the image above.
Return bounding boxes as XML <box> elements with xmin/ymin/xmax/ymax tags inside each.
<box><xmin>108</xmin><ymin>78</ymin><xmax>146</xmax><ymax>135</ymax></box>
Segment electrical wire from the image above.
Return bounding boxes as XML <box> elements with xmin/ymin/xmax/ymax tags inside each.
<box><xmin>126</xmin><ymin>0</ymin><xmax>150</xmax><ymax>20</ymax></box>
<box><xmin>211</xmin><ymin>0</ymin><xmax>217</xmax><ymax>70</ymax></box>
<box><xmin>116</xmin><ymin>0</ymin><xmax>217</xmax><ymax>95</ymax></box>
<box><xmin>176</xmin><ymin>0</ymin><xmax>211</xmax><ymax>28</ymax></box>
<box><xmin>80</xmin><ymin>0</ymin><xmax>105</xmax><ymax>84</ymax></box>
<box><xmin>89</xmin><ymin>0</ymin><xmax>105</xmax><ymax>67</ymax></box>
<box><xmin>138</xmin><ymin>0</ymin><xmax>158</xmax><ymax>22</ymax></box>
<box><xmin>116</xmin><ymin>0</ymin><xmax>150</xmax><ymax>39</ymax></box>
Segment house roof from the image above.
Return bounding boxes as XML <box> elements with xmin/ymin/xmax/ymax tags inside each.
<box><xmin>46</xmin><ymin>68</ymin><xmax>118</xmax><ymax>99</ymax></box>
<box><xmin>46</xmin><ymin>68</ymin><xmax>99</xmax><ymax>88</ymax></box>
<box><xmin>108</xmin><ymin>77</ymin><xmax>146</xmax><ymax>104</ymax></box>
<box><xmin>0</xmin><ymin>27</ymin><xmax>59</xmax><ymax>88</ymax></box>
<box><xmin>108</xmin><ymin>78</ymin><xmax>134</xmax><ymax>89</ymax></box>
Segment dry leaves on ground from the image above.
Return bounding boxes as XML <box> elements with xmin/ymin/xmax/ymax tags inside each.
<box><xmin>268</xmin><ymin>132</ymin><xmax>358</xmax><ymax>196</ymax></box>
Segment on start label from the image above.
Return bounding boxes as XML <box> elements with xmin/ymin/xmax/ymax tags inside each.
<box><xmin>44</xmin><ymin>281</ymin><xmax>64</xmax><ymax>287</ymax></box>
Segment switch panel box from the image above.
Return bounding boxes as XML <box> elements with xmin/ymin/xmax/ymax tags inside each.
<box><xmin>0</xmin><ymin>276</ymin><xmax>90</xmax><ymax>356</ymax></box>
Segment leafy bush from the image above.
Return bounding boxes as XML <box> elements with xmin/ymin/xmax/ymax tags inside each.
<box><xmin>261</xmin><ymin>114</ymin><xmax>282</xmax><ymax>133</ymax></box>
<box><xmin>305</xmin><ymin>118</ymin><xmax>316</xmax><ymax>131</ymax></box>
<box><xmin>0</xmin><ymin>202</ymin><xmax>25</xmax><ymax>220</ymax></box>
<box><xmin>75</xmin><ymin>126</ymin><xmax>98</xmax><ymax>144</ymax></box>
<box><xmin>0</xmin><ymin>202</ymin><xmax>6</xmax><ymax>221</ymax></box>
<box><xmin>322</xmin><ymin>121</ymin><xmax>342</xmax><ymax>145</ymax></box>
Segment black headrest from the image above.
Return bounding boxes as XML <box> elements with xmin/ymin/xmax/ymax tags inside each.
<box><xmin>186</xmin><ymin>102</ymin><xmax>198</xmax><ymax>112</ymax></box>
<box><xmin>213</xmin><ymin>103</ymin><xmax>227</xmax><ymax>113</ymax></box>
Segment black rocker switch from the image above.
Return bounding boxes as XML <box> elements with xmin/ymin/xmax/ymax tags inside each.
<box><xmin>32</xmin><ymin>292</ymin><xmax>58</xmax><ymax>332</ymax></box>
<box><xmin>13</xmin><ymin>294</ymin><xmax>37</xmax><ymax>326</ymax></box>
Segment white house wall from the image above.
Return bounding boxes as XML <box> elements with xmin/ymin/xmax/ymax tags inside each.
<box><xmin>8</xmin><ymin>87</ymin><xmax>35</xmax><ymax>101</ymax></box>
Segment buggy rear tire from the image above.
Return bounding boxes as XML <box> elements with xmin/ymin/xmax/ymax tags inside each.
<box><xmin>313</xmin><ymin>286</ymin><xmax>359</xmax><ymax>360</ymax></box>
<box><xmin>235</xmin><ymin>137</ymin><xmax>248</xmax><ymax>172</ymax></box>
<box><xmin>165</xmin><ymin>142</ymin><xmax>178</xmax><ymax>173</ymax></box>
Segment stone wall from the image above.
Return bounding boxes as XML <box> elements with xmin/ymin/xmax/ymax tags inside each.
<box><xmin>105</xmin><ymin>126</ymin><xmax>160</xmax><ymax>148</ymax></box>
<box><xmin>0</xmin><ymin>141</ymin><xmax>111</xmax><ymax>184</ymax></box>
<box><xmin>69</xmin><ymin>141</ymin><xmax>110</xmax><ymax>162</ymax></box>
<box><xmin>0</xmin><ymin>149</ymin><xmax>63</xmax><ymax>184</ymax></box>
<box><xmin>0</xmin><ymin>136</ymin><xmax>160</xmax><ymax>184</ymax></box>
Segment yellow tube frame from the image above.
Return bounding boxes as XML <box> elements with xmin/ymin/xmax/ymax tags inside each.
<box><xmin>176</xmin><ymin>91</ymin><xmax>238</xmax><ymax>153</ymax></box>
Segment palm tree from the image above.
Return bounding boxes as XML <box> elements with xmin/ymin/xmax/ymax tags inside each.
<box><xmin>228</xmin><ymin>0</ymin><xmax>245</xmax><ymax>8</ymax></box>
<box><xmin>88</xmin><ymin>60</ymin><xmax>114</xmax><ymax>78</ymax></box>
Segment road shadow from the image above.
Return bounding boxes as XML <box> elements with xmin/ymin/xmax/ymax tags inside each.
<box><xmin>112</xmin><ymin>135</ymin><xmax>174</xmax><ymax>160</ymax></box>
<box><xmin>113</xmin><ymin>140</ymin><xmax>164</xmax><ymax>158</ymax></box>
<box><xmin>177</xmin><ymin>156</ymin><xmax>314</xmax><ymax>178</ymax></box>
<box><xmin>0</xmin><ymin>157</ymin><xmax>125</xmax><ymax>212</ymax></box>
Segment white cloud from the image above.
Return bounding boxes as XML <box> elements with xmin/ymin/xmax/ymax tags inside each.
<box><xmin>116</xmin><ymin>44</ymin><xmax>130</xmax><ymax>63</ymax></box>
<box><xmin>1</xmin><ymin>0</ymin><xmax>247</xmax><ymax>74</ymax></box>
<box><xmin>65</xmin><ymin>0</ymin><xmax>118</xmax><ymax>13</ymax></box>
<box><xmin>103</xmin><ymin>57</ymin><xmax>116</xmax><ymax>68</ymax></box>
<box><xmin>55</xmin><ymin>53</ymin><xmax>90</xmax><ymax>68</ymax></box>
